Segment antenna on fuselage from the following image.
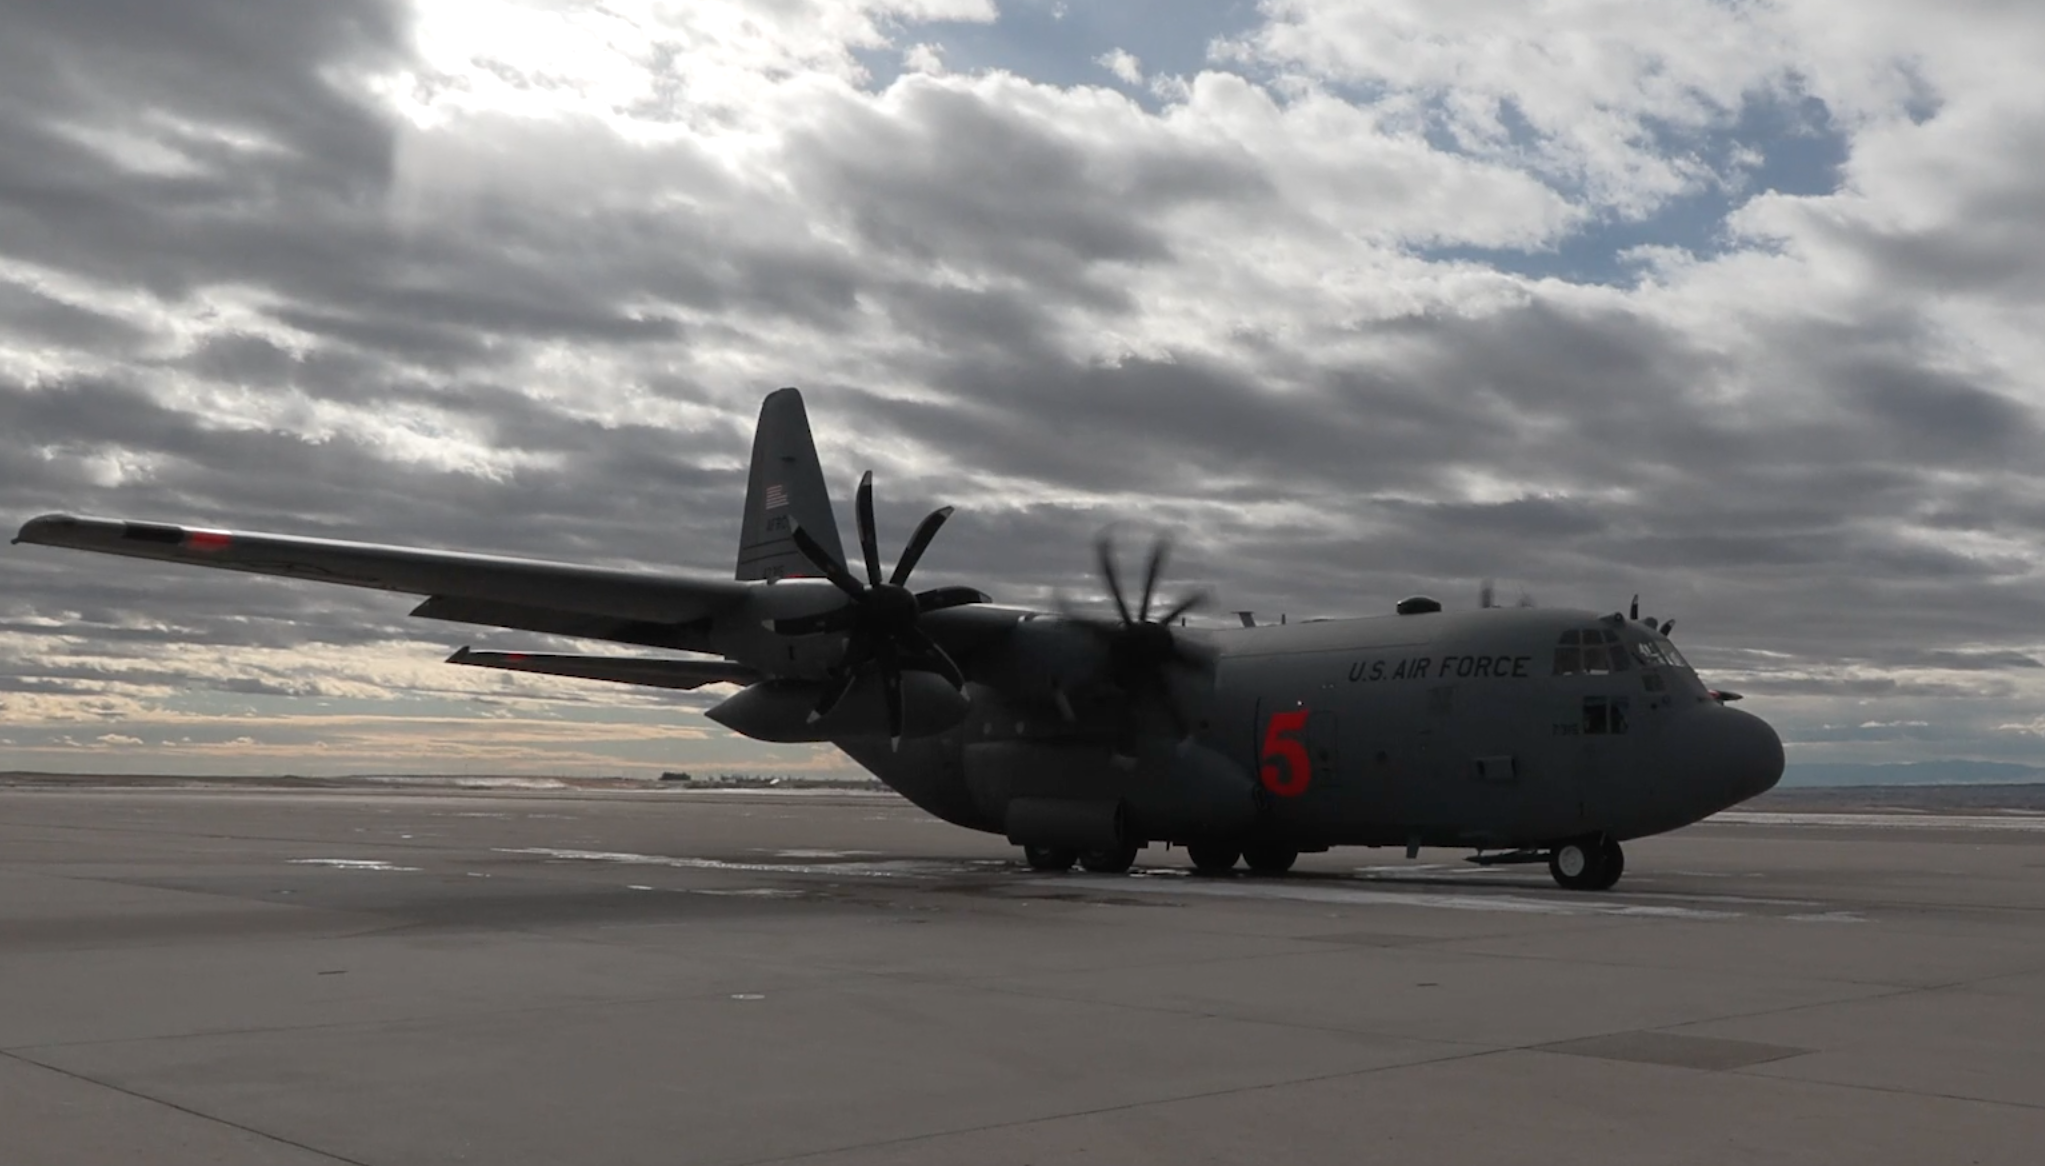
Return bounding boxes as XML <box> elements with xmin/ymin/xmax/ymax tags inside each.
<box><xmin>1480</xmin><ymin>579</ymin><xmax>1496</xmax><ymax>609</ymax></box>
<box><xmin>1630</xmin><ymin>594</ymin><xmax>1676</xmax><ymax>638</ymax></box>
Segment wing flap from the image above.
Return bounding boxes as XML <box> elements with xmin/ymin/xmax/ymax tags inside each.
<box><xmin>409</xmin><ymin>596</ymin><xmax>715</xmax><ymax>652</ymax></box>
<box><xmin>447</xmin><ymin>647</ymin><xmax>759</xmax><ymax>691</ymax></box>
<box><xmin>14</xmin><ymin>514</ymin><xmax>750</xmax><ymax>626</ymax></box>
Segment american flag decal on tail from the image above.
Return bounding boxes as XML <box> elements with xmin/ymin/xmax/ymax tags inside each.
<box><xmin>763</xmin><ymin>484</ymin><xmax>788</xmax><ymax>510</ymax></box>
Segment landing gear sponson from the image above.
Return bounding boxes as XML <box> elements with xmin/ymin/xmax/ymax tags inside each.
<box><xmin>1025</xmin><ymin>836</ymin><xmax>1625</xmax><ymax>890</ymax></box>
<box><xmin>1021</xmin><ymin>841</ymin><xmax>1306</xmax><ymax>877</ymax></box>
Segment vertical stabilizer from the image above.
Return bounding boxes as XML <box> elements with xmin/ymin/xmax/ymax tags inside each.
<box><xmin>736</xmin><ymin>387</ymin><xmax>845</xmax><ymax>581</ymax></box>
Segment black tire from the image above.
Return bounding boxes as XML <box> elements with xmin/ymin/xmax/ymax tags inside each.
<box><xmin>1078</xmin><ymin>843</ymin><xmax>1139</xmax><ymax>874</ymax></box>
<box><xmin>1241</xmin><ymin>844</ymin><xmax>1298</xmax><ymax>875</ymax></box>
<box><xmin>1547</xmin><ymin>837</ymin><xmax>1608</xmax><ymax>890</ymax></box>
<box><xmin>1023</xmin><ymin>845</ymin><xmax>1078</xmax><ymax>872</ymax></box>
<box><xmin>1186</xmin><ymin>843</ymin><xmax>1241</xmax><ymax>875</ymax></box>
<box><xmin>1591</xmin><ymin>838</ymin><xmax>1625</xmax><ymax>890</ymax></box>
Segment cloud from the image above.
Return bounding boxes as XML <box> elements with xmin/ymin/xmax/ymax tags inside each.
<box><xmin>3</xmin><ymin>0</ymin><xmax>2045</xmax><ymax>774</ymax></box>
<box><xmin>1097</xmin><ymin>48</ymin><xmax>1143</xmax><ymax>86</ymax></box>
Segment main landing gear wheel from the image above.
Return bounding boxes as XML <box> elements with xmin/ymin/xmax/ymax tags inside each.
<box><xmin>1548</xmin><ymin>836</ymin><xmax>1624</xmax><ymax>891</ymax></box>
<box><xmin>1186</xmin><ymin>843</ymin><xmax>1240</xmax><ymax>875</ymax></box>
<box><xmin>1023</xmin><ymin>845</ymin><xmax>1078</xmax><ymax>872</ymax></box>
<box><xmin>1079</xmin><ymin>843</ymin><xmax>1140</xmax><ymax>874</ymax></box>
<box><xmin>1595</xmin><ymin>836</ymin><xmax>1625</xmax><ymax>890</ymax></box>
<box><xmin>1241</xmin><ymin>844</ymin><xmax>1298</xmax><ymax>875</ymax></box>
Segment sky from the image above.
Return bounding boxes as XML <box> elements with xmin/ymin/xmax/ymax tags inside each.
<box><xmin>3</xmin><ymin>0</ymin><xmax>2044</xmax><ymax>779</ymax></box>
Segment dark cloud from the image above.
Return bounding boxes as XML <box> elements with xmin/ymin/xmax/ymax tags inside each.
<box><xmin>791</xmin><ymin>77</ymin><xmax>1269</xmax><ymax>299</ymax></box>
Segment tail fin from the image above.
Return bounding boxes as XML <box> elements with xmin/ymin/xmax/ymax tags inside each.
<box><xmin>735</xmin><ymin>387</ymin><xmax>846</xmax><ymax>581</ymax></box>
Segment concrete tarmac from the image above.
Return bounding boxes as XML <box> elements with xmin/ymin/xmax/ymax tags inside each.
<box><xmin>3</xmin><ymin>785</ymin><xmax>2043</xmax><ymax>1165</ymax></box>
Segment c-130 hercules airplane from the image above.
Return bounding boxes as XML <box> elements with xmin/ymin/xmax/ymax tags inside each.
<box><xmin>14</xmin><ymin>388</ymin><xmax>1782</xmax><ymax>890</ymax></box>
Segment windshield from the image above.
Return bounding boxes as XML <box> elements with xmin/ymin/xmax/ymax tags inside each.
<box><xmin>1628</xmin><ymin>632</ymin><xmax>1690</xmax><ymax>671</ymax></box>
<box><xmin>1553</xmin><ymin>625</ymin><xmax>1692</xmax><ymax>675</ymax></box>
<box><xmin>1552</xmin><ymin>627</ymin><xmax>1631</xmax><ymax>675</ymax></box>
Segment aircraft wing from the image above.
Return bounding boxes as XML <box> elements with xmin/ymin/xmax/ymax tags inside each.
<box><xmin>11</xmin><ymin>515</ymin><xmax>753</xmax><ymax>638</ymax></box>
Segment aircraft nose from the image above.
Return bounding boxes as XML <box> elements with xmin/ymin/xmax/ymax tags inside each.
<box><xmin>1668</xmin><ymin>704</ymin><xmax>1785</xmax><ymax>811</ymax></box>
<box><xmin>1722</xmin><ymin>706</ymin><xmax>1785</xmax><ymax>802</ymax></box>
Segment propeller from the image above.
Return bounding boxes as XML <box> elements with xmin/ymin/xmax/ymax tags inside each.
<box><xmin>1062</xmin><ymin>534</ymin><xmax>1216</xmax><ymax>743</ymax></box>
<box><xmin>771</xmin><ymin>471</ymin><xmax>982</xmax><ymax>745</ymax></box>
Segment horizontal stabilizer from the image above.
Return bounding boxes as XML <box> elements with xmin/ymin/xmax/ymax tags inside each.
<box><xmin>447</xmin><ymin>647</ymin><xmax>759</xmax><ymax>691</ymax></box>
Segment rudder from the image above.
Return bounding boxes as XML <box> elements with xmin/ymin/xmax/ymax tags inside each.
<box><xmin>735</xmin><ymin>387</ymin><xmax>846</xmax><ymax>581</ymax></box>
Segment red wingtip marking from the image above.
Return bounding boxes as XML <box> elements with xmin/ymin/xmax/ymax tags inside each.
<box><xmin>505</xmin><ymin>653</ymin><xmax>529</xmax><ymax>662</ymax></box>
<box><xmin>183</xmin><ymin>530</ymin><xmax>232</xmax><ymax>552</ymax></box>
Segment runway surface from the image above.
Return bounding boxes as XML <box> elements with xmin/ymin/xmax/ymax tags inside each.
<box><xmin>4</xmin><ymin>785</ymin><xmax>2044</xmax><ymax>1165</ymax></box>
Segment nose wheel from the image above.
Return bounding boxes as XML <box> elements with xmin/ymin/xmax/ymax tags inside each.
<box><xmin>1548</xmin><ymin>836</ymin><xmax>1624</xmax><ymax>890</ymax></box>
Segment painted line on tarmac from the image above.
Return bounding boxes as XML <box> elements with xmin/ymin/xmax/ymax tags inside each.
<box><xmin>495</xmin><ymin>846</ymin><xmax>952</xmax><ymax>878</ymax></box>
<box><xmin>1712</xmin><ymin>811</ymin><xmax>2045</xmax><ymax>832</ymax></box>
<box><xmin>1048</xmin><ymin>875</ymin><xmax>1747</xmax><ymax>919</ymax></box>
<box><xmin>288</xmin><ymin>858</ymin><xmax>421</xmax><ymax>872</ymax></box>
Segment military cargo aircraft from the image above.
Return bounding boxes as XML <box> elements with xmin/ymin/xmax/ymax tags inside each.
<box><xmin>12</xmin><ymin>388</ymin><xmax>1783</xmax><ymax>889</ymax></box>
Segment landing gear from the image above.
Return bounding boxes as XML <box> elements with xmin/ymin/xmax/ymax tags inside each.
<box><xmin>1186</xmin><ymin>843</ymin><xmax>1240</xmax><ymax>875</ymax></box>
<box><xmin>1241</xmin><ymin>843</ymin><xmax>1298</xmax><ymax>875</ymax></box>
<box><xmin>1023</xmin><ymin>845</ymin><xmax>1077</xmax><ymax>872</ymax></box>
<box><xmin>1597</xmin><ymin>835</ymin><xmax>1624</xmax><ymax>888</ymax></box>
<box><xmin>1079</xmin><ymin>843</ymin><xmax>1140</xmax><ymax>874</ymax></box>
<box><xmin>1548</xmin><ymin>836</ymin><xmax>1624</xmax><ymax>891</ymax></box>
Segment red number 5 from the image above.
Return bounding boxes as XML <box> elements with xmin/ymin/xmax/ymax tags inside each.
<box><xmin>1260</xmin><ymin>708</ymin><xmax>1312</xmax><ymax>797</ymax></box>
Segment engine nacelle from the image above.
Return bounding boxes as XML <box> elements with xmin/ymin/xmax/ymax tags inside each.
<box><xmin>705</xmin><ymin>675</ymin><xmax>969</xmax><ymax>742</ymax></box>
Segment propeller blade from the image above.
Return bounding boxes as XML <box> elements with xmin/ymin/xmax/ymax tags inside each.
<box><xmin>808</xmin><ymin>667</ymin><xmax>861</xmax><ymax>724</ymax></box>
<box><xmin>1167</xmin><ymin>636</ymin><xmax>1219</xmax><ymax>674</ymax></box>
<box><xmin>878</xmin><ymin>643</ymin><xmax>904</xmax><ymax>750</ymax></box>
<box><xmin>772</xmin><ymin>606</ymin><xmax>860</xmax><ymax>636</ymax></box>
<box><xmin>1138</xmin><ymin>537</ymin><xmax>1170</xmax><ymax>623</ymax></box>
<box><xmin>854</xmin><ymin>471</ymin><xmax>882</xmax><ymax>588</ymax></box>
<box><xmin>1160</xmin><ymin>686</ymin><xmax>1192</xmax><ymax>740</ymax></box>
<box><xmin>915</xmin><ymin>585</ymin><xmax>988</xmax><ymax>613</ymax></box>
<box><xmin>1096</xmin><ymin>536</ymin><xmax>1133</xmax><ymax>625</ymax></box>
<box><xmin>899</xmin><ymin>624</ymin><xmax>965</xmax><ymax>690</ymax></box>
<box><xmin>1661</xmin><ymin>619</ymin><xmax>1675</xmax><ymax>638</ymax></box>
<box><xmin>1155</xmin><ymin>589</ymin><xmax>1208</xmax><ymax>627</ymax></box>
<box><xmin>791</xmin><ymin>523</ymin><xmax>865</xmax><ymax>599</ymax></box>
<box><xmin>1629</xmin><ymin>594</ymin><xmax>1640</xmax><ymax>621</ymax></box>
<box><xmin>1051</xmin><ymin>685</ymin><xmax>1076</xmax><ymax>723</ymax></box>
<box><xmin>890</xmin><ymin>505</ymin><xmax>953</xmax><ymax>586</ymax></box>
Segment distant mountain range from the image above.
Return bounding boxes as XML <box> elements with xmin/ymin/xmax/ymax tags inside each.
<box><xmin>1784</xmin><ymin>761</ymin><xmax>2045</xmax><ymax>787</ymax></box>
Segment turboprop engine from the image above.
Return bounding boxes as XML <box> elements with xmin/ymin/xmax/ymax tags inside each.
<box><xmin>704</xmin><ymin>676</ymin><xmax>970</xmax><ymax>743</ymax></box>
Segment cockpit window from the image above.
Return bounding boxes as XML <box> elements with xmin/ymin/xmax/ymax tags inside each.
<box><xmin>1554</xmin><ymin>627</ymin><xmax>1630</xmax><ymax>675</ymax></box>
<box><xmin>1629</xmin><ymin>635</ymin><xmax>1691</xmax><ymax>671</ymax></box>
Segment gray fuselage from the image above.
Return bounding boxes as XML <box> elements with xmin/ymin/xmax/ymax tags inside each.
<box><xmin>848</xmin><ymin>605</ymin><xmax>1784</xmax><ymax>853</ymax></box>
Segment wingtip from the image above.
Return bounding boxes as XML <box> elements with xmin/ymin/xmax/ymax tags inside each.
<box><xmin>14</xmin><ymin>513</ymin><xmax>79</xmax><ymax>545</ymax></box>
<box><xmin>447</xmin><ymin>646</ymin><xmax>474</xmax><ymax>664</ymax></box>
